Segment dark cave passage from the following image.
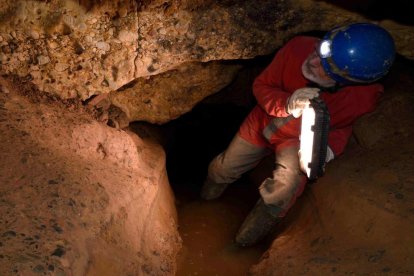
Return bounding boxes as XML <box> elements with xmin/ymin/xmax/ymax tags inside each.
<box><xmin>131</xmin><ymin>97</ymin><xmax>273</xmax><ymax>275</ymax></box>
<box><xmin>163</xmin><ymin>103</ymin><xmax>268</xmax><ymax>275</ymax></box>
<box><xmin>156</xmin><ymin>56</ymin><xmax>276</xmax><ymax>275</ymax></box>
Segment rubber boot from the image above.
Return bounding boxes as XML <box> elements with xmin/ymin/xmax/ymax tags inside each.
<box><xmin>235</xmin><ymin>198</ymin><xmax>281</xmax><ymax>246</ymax></box>
<box><xmin>200</xmin><ymin>178</ymin><xmax>229</xmax><ymax>200</ymax></box>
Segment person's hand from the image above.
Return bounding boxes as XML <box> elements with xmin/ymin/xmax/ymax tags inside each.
<box><xmin>286</xmin><ymin>87</ymin><xmax>320</xmax><ymax>118</ymax></box>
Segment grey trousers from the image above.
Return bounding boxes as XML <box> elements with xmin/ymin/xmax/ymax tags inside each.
<box><xmin>207</xmin><ymin>134</ymin><xmax>306</xmax><ymax>217</ymax></box>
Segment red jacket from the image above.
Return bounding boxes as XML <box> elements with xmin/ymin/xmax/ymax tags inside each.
<box><xmin>239</xmin><ymin>36</ymin><xmax>383</xmax><ymax>155</ymax></box>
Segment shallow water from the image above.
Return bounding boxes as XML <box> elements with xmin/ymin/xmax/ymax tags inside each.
<box><xmin>174</xmin><ymin>181</ymin><xmax>268</xmax><ymax>276</ymax></box>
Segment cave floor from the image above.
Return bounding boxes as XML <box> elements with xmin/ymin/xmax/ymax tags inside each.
<box><xmin>149</xmin><ymin>104</ymin><xmax>268</xmax><ymax>275</ymax></box>
<box><xmin>173</xmin><ymin>178</ymin><xmax>268</xmax><ymax>276</ymax></box>
<box><xmin>171</xmin><ymin>136</ymin><xmax>414</xmax><ymax>275</ymax></box>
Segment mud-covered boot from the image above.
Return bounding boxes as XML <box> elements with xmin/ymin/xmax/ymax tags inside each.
<box><xmin>200</xmin><ymin>178</ymin><xmax>229</xmax><ymax>200</ymax></box>
<box><xmin>235</xmin><ymin>198</ymin><xmax>281</xmax><ymax>246</ymax></box>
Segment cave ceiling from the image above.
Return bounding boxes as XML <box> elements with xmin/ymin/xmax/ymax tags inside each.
<box><xmin>0</xmin><ymin>0</ymin><xmax>412</xmax><ymax>123</ymax></box>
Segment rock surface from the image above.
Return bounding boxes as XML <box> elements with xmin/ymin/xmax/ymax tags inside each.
<box><xmin>0</xmin><ymin>0</ymin><xmax>413</xmax><ymax>124</ymax></box>
<box><xmin>250</xmin><ymin>136</ymin><xmax>414</xmax><ymax>275</ymax></box>
<box><xmin>0</xmin><ymin>76</ymin><xmax>181</xmax><ymax>275</ymax></box>
<box><xmin>0</xmin><ymin>1</ymin><xmax>413</xmax><ymax>274</ymax></box>
<box><xmin>110</xmin><ymin>61</ymin><xmax>242</xmax><ymax>124</ymax></box>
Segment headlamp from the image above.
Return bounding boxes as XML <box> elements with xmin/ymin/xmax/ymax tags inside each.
<box><xmin>318</xmin><ymin>40</ymin><xmax>332</xmax><ymax>58</ymax></box>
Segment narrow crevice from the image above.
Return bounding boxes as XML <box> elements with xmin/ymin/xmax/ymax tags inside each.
<box><xmin>162</xmin><ymin>102</ymin><xmax>268</xmax><ymax>275</ymax></box>
<box><xmin>128</xmin><ymin>54</ymin><xmax>278</xmax><ymax>274</ymax></box>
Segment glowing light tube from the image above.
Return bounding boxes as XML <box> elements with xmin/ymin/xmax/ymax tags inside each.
<box><xmin>300</xmin><ymin>106</ymin><xmax>316</xmax><ymax>178</ymax></box>
<box><xmin>299</xmin><ymin>98</ymin><xmax>330</xmax><ymax>180</ymax></box>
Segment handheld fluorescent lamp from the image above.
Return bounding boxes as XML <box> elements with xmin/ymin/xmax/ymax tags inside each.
<box><xmin>299</xmin><ymin>98</ymin><xmax>330</xmax><ymax>180</ymax></box>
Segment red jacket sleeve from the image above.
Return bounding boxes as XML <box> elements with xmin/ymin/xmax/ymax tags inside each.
<box><xmin>328</xmin><ymin>126</ymin><xmax>353</xmax><ymax>156</ymax></box>
<box><xmin>252</xmin><ymin>43</ymin><xmax>291</xmax><ymax>117</ymax></box>
<box><xmin>327</xmin><ymin>83</ymin><xmax>384</xmax><ymax>156</ymax></box>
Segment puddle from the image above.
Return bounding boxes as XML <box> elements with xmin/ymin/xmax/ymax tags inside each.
<box><xmin>174</xmin><ymin>180</ymin><xmax>268</xmax><ymax>276</ymax></box>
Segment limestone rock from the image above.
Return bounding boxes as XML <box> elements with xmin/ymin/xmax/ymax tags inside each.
<box><xmin>0</xmin><ymin>0</ymin><xmax>138</xmax><ymax>99</ymax></box>
<box><xmin>0</xmin><ymin>0</ymin><xmax>413</xmax><ymax>109</ymax></box>
<box><xmin>110</xmin><ymin>61</ymin><xmax>242</xmax><ymax>124</ymax></box>
<box><xmin>353</xmin><ymin>68</ymin><xmax>414</xmax><ymax>149</ymax></box>
<box><xmin>353</xmin><ymin>93</ymin><xmax>414</xmax><ymax>149</ymax></box>
<box><xmin>0</xmin><ymin>77</ymin><xmax>181</xmax><ymax>275</ymax></box>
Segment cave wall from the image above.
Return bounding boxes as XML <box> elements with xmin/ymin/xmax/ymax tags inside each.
<box><xmin>0</xmin><ymin>0</ymin><xmax>413</xmax><ymax>123</ymax></box>
<box><xmin>110</xmin><ymin>61</ymin><xmax>242</xmax><ymax>124</ymax></box>
<box><xmin>1</xmin><ymin>1</ymin><xmax>413</xmax><ymax>275</ymax></box>
<box><xmin>0</xmin><ymin>77</ymin><xmax>181</xmax><ymax>275</ymax></box>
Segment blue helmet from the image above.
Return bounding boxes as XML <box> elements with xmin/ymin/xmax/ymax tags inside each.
<box><xmin>318</xmin><ymin>23</ymin><xmax>396</xmax><ymax>84</ymax></box>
